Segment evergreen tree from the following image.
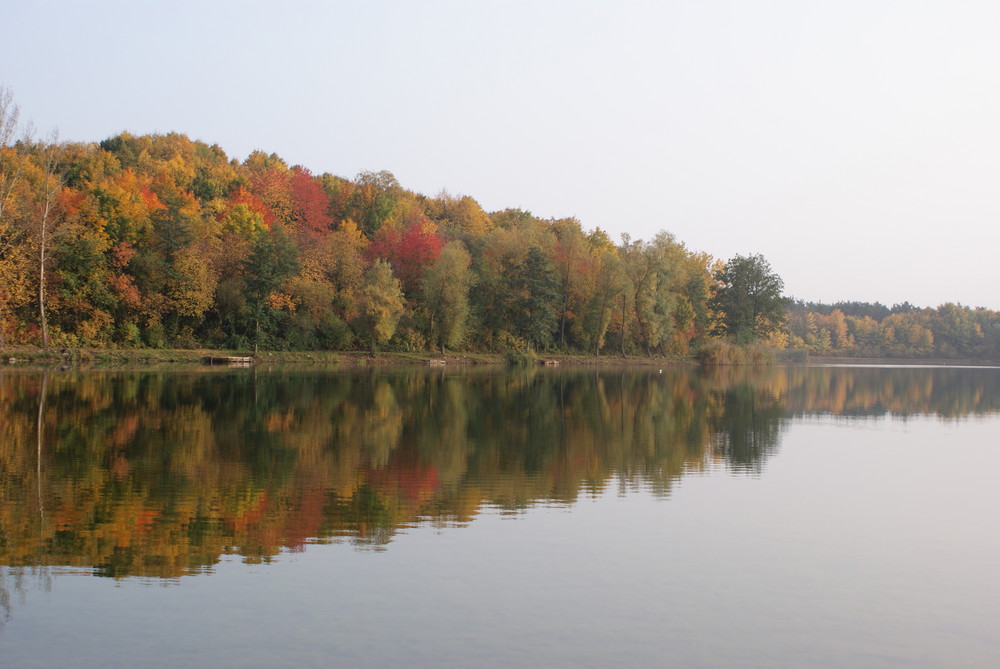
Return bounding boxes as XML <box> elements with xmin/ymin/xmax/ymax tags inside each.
<box><xmin>504</xmin><ymin>246</ymin><xmax>560</xmax><ymax>351</ymax></box>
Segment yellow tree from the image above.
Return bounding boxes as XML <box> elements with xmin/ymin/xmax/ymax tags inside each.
<box><xmin>0</xmin><ymin>86</ymin><xmax>28</xmax><ymax>344</ymax></box>
<box><xmin>356</xmin><ymin>259</ymin><xmax>404</xmax><ymax>355</ymax></box>
<box><xmin>580</xmin><ymin>231</ymin><xmax>624</xmax><ymax>355</ymax></box>
<box><xmin>428</xmin><ymin>191</ymin><xmax>492</xmax><ymax>237</ymax></box>
<box><xmin>551</xmin><ymin>217</ymin><xmax>590</xmax><ymax>350</ymax></box>
<box><xmin>326</xmin><ymin>219</ymin><xmax>369</xmax><ymax>322</ymax></box>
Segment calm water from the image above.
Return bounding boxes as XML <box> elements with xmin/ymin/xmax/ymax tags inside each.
<box><xmin>1</xmin><ymin>365</ymin><xmax>998</xmax><ymax>668</ymax></box>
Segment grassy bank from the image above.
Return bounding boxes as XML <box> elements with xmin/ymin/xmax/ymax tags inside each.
<box><xmin>0</xmin><ymin>346</ymin><xmax>698</xmax><ymax>369</ymax></box>
<box><xmin>6</xmin><ymin>345</ymin><xmax>996</xmax><ymax>370</ymax></box>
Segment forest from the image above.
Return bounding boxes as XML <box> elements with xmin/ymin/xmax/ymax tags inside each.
<box><xmin>2</xmin><ymin>89</ymin><xmax>998</xmax><ymax>359</ymax></box>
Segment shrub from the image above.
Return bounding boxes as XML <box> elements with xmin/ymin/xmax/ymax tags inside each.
<box><xmin>696</xmin><ymin>340</ymin><xmax>776</xmax><ymax>366</ymax></box>
<box><xmin>506</xmin><ymin>350</ymin><xmax>538</xmax><ymax>366</ymax></box>
<box><xmin>119</xmin><ymin>321</ymin><xmax>142</xmax><ymax>347</ymax></box>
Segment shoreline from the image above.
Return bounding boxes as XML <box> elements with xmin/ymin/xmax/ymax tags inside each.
<box><xmin>2</xmin><ymin>346</ymin><xmax>997</xmax><ymax>370</ymax></box>
<box><xmin>0</xmin><ymin>346</ymin><xmax>699</xmax><ymax>369</ymax></box>
<box><xmin>805</xmin><ymin>356</ymin><xmax>999</xmax><ymax>367</ymax></box>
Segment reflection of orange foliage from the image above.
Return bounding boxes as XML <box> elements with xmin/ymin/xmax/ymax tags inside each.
<box><xmin>109</xmin><ymin>454</ymin><xmax>130</xmax><ymax>479</ymax></box>
<box><xmin>226</xmin><ymin>492</ymin><xmax>270</xmax><ymax>533</ymax></box>
<box><xmin>265</xmin><ymin>410</ymin><xmax>296</xmax><ymax>433</ymax></box>
<box><xmin>110</xmin><ymin>413</ymin><xmax>140</xmax><ymax>447</ymax></box>
<box><xmin>369</xmin><ymin>448</ymin><xmax>441</xmax><ymax>504</ymax></box>
<box><xmin>370</xmin><ymin>465</ymin><xmax>440</xmax><ymax>503</ymax></box>
<box><xmin>283</xmin><ymin>488</ymin><xmax>327</xmax><ymax>551</ymax></box>
<box><xmin>52</xmin><ymin>502</ymin><xmax>84</xmax><ymax>532</ymax></box>
<box><xmin>134</xmin><ymin>506</ymin><xmax>159</xmax><ymax>533</ymax></box>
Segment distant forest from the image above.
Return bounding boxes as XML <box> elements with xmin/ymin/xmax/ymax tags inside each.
<box><xmin>784</xmin><ymin>300</ymin><xmax>999</xmax><ymax>359</ymax></box>
<box><xmin>1</xmin><ymin>96</ymin><xmax>998</xmax><ymax>359</ymax></box>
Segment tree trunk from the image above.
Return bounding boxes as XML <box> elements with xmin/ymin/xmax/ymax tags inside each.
<box><xmin>36</xmin><ymin>134</ymin><xmax>61</xmax><ymax>350</ymax></box>
<box><xmin>428</xmin><ymin>311</ymin><xmax>435</xmax><ymax>353</ymax></box>
<box><xmin>38</xmin><ymin>213</ymin><xmax>48</xmax><ymax>349</ymax></box>
<box><xmin>620</xmin><ymin>293</ymin><xmax>627</xmax><ymax>356</ymax></box>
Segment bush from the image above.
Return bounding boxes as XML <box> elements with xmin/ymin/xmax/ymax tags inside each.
<box><xmin>775</xmin><ymin>348</ymin><xmax>808</xmax><ymax>363</ymax></box>
<box><xmin>389</xmin><ymin>327</ymin><xmax>426</xmax><ymax>352</ymax></box>
<box><xmin>506</xmin><ymin>350</ymin><xmax>538</xmax><ymax>366</ymax></box>
<box><xmin>119</xmin><ymin>321</ymin><xmax>142</xmax><ymax>347</ymax></box>
<box><xmin>144</xmin><ymin>321</ymin><xmax>166</xmax><ymax>348</ymax></box>
<box><xmin>696</xmin><ymin>340</ymin><xmax>776</xmax><ymax>366</ymax></box>
<box><xmin>318</xmin><ymin>315</ymin><xmax>353</xmax><ymax>350</ymax></box>
<box><xmin>174</xmin><ymin>326</ymin><xmax>200</xmax><ymax>349</ymax></box>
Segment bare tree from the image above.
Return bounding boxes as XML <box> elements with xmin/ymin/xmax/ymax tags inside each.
<box><xmin>33</xmin><ymin>133</ymin><xmax>63</xmax><ymax>349</ymax></box>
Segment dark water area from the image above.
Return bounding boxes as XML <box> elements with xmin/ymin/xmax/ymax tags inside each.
<box><xmin>1</xmin><ymin>365</ymin><xmax>998</xmax><ymax>667</ymax></box>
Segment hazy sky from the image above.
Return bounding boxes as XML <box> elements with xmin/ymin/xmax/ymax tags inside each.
<box><xmin>3</xmin><ymin>0</ymin><xmax>998</xmax><ymax>308</ymax></box>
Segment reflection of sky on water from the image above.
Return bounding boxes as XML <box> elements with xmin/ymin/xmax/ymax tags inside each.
<box><xmin>4</xmin><ymin>411</ymin><xmax>1000</xmax><ymax>668</ymax></box>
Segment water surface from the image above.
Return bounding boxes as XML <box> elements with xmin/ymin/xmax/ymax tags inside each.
<box><xmin>1</xmin><ymin>365</ymin><xmax>998</xmax><ymax>667</ymax></box>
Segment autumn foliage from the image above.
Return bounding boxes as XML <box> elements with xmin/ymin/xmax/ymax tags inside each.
<box><xmin>0</xmin><ymin>121</ymin><xmax>997</xmax><ymax>359</ymax></box>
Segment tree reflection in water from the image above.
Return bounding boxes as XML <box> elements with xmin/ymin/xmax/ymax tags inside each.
<box><xmin>1</xmin><ymin>364</ymin><xmax>998</xmax><ymax>581</ymax></box>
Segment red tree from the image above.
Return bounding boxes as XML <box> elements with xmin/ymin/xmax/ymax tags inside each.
<box><xmin>366</xmin><ymin>218</ymin><xmax>444</xmax><ymax>296</ymax></box>
<box><xmin>289</xmin><ymin>167</ymin><xmax>332</xmax><ymax>237</ymax></box>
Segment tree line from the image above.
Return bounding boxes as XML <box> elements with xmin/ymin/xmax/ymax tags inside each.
<box><xmin>783</xmin><ymin>300</ymin><xmax>1000</xmax><ymax>360</ymax></box>
<box><xmin>2</xmin><ymin>86</ymin><xmax>998</xmax><ymax>359</ymax></box>
<box><xmin>0</xmin><ymin>88</ymin><xmax>787</xmax><ymax>356</ymax></box>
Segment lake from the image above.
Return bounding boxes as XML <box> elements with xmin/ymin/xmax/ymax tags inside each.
<box><xmin>1</xmin><ymin>364</ymin><xmax>998</xmax><ymax>668</ymax></box>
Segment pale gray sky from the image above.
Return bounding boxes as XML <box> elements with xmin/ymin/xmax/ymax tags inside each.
<box><xmin>3</xmin><ymin>0</ymin><xmax>998</xmax><ymax>308</ymax></box>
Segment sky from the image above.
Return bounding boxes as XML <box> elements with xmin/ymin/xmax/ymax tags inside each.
<box><xmin>2</xmin><ymin>0</ymin><xmax>999</xmax><ymax>309</ymax></box>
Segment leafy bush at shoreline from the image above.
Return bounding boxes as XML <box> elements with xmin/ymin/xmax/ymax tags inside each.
<box><xmin>696</xmin><ymin>340</ymin><xmax>776</xmax><ymax>366</ymax></box>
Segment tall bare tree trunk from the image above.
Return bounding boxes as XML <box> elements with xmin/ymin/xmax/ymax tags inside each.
<box><xmin>38</xmin><ymin>222</ymin><xmax>48</xmax><ymax>348</ymax></box>
<box><xmin>37</xmin><ymin>168</ymin><xmax>53</xmax><ymax>349</ymax></box>
<box><xmin>36</xmin><ymin>134</ymin><xmax>62</xmax><ymax>350</ymax></box>
<box><xmin>620</xmin><ymin>293</ymin><xmax>627</xmax><ymax>356</ymax></box>
<box><xmin>559</xmin><ymin>245</ymin><xmax>575</xmax><ymax>350</ymax></box>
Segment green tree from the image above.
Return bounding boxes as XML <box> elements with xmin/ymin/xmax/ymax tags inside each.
<box><xmin>245</xmin><ymin>226</ymin><xmax>300</xmax><ymax>352</ymax></box>
<box><xmin>357</xmin><ymin>259</ymin><xmax>405</xmax><ymax>355</ymax></box>
<box><xmin>929</xmin><ymin>303</ymin><xmax>983</xmax><ymax>357</ymax></box>
<box><xmin>712</xmin><ymin>253</ymin><xmax>787</xmax><ymax>344</ymax></box>
<box><xmin>422</xmin><ymin>240</ymin><xmax>472</xmax><ymax>354</ymax></box>
<box><xmin>348</xmin><ymin>170</ymin><xmax>401</xmax><ymax>236</ymax></box>
<box><xmin>504</xmin><ymin>246</ymin><xmax>560</xmax><ymax>351</ymax></box>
